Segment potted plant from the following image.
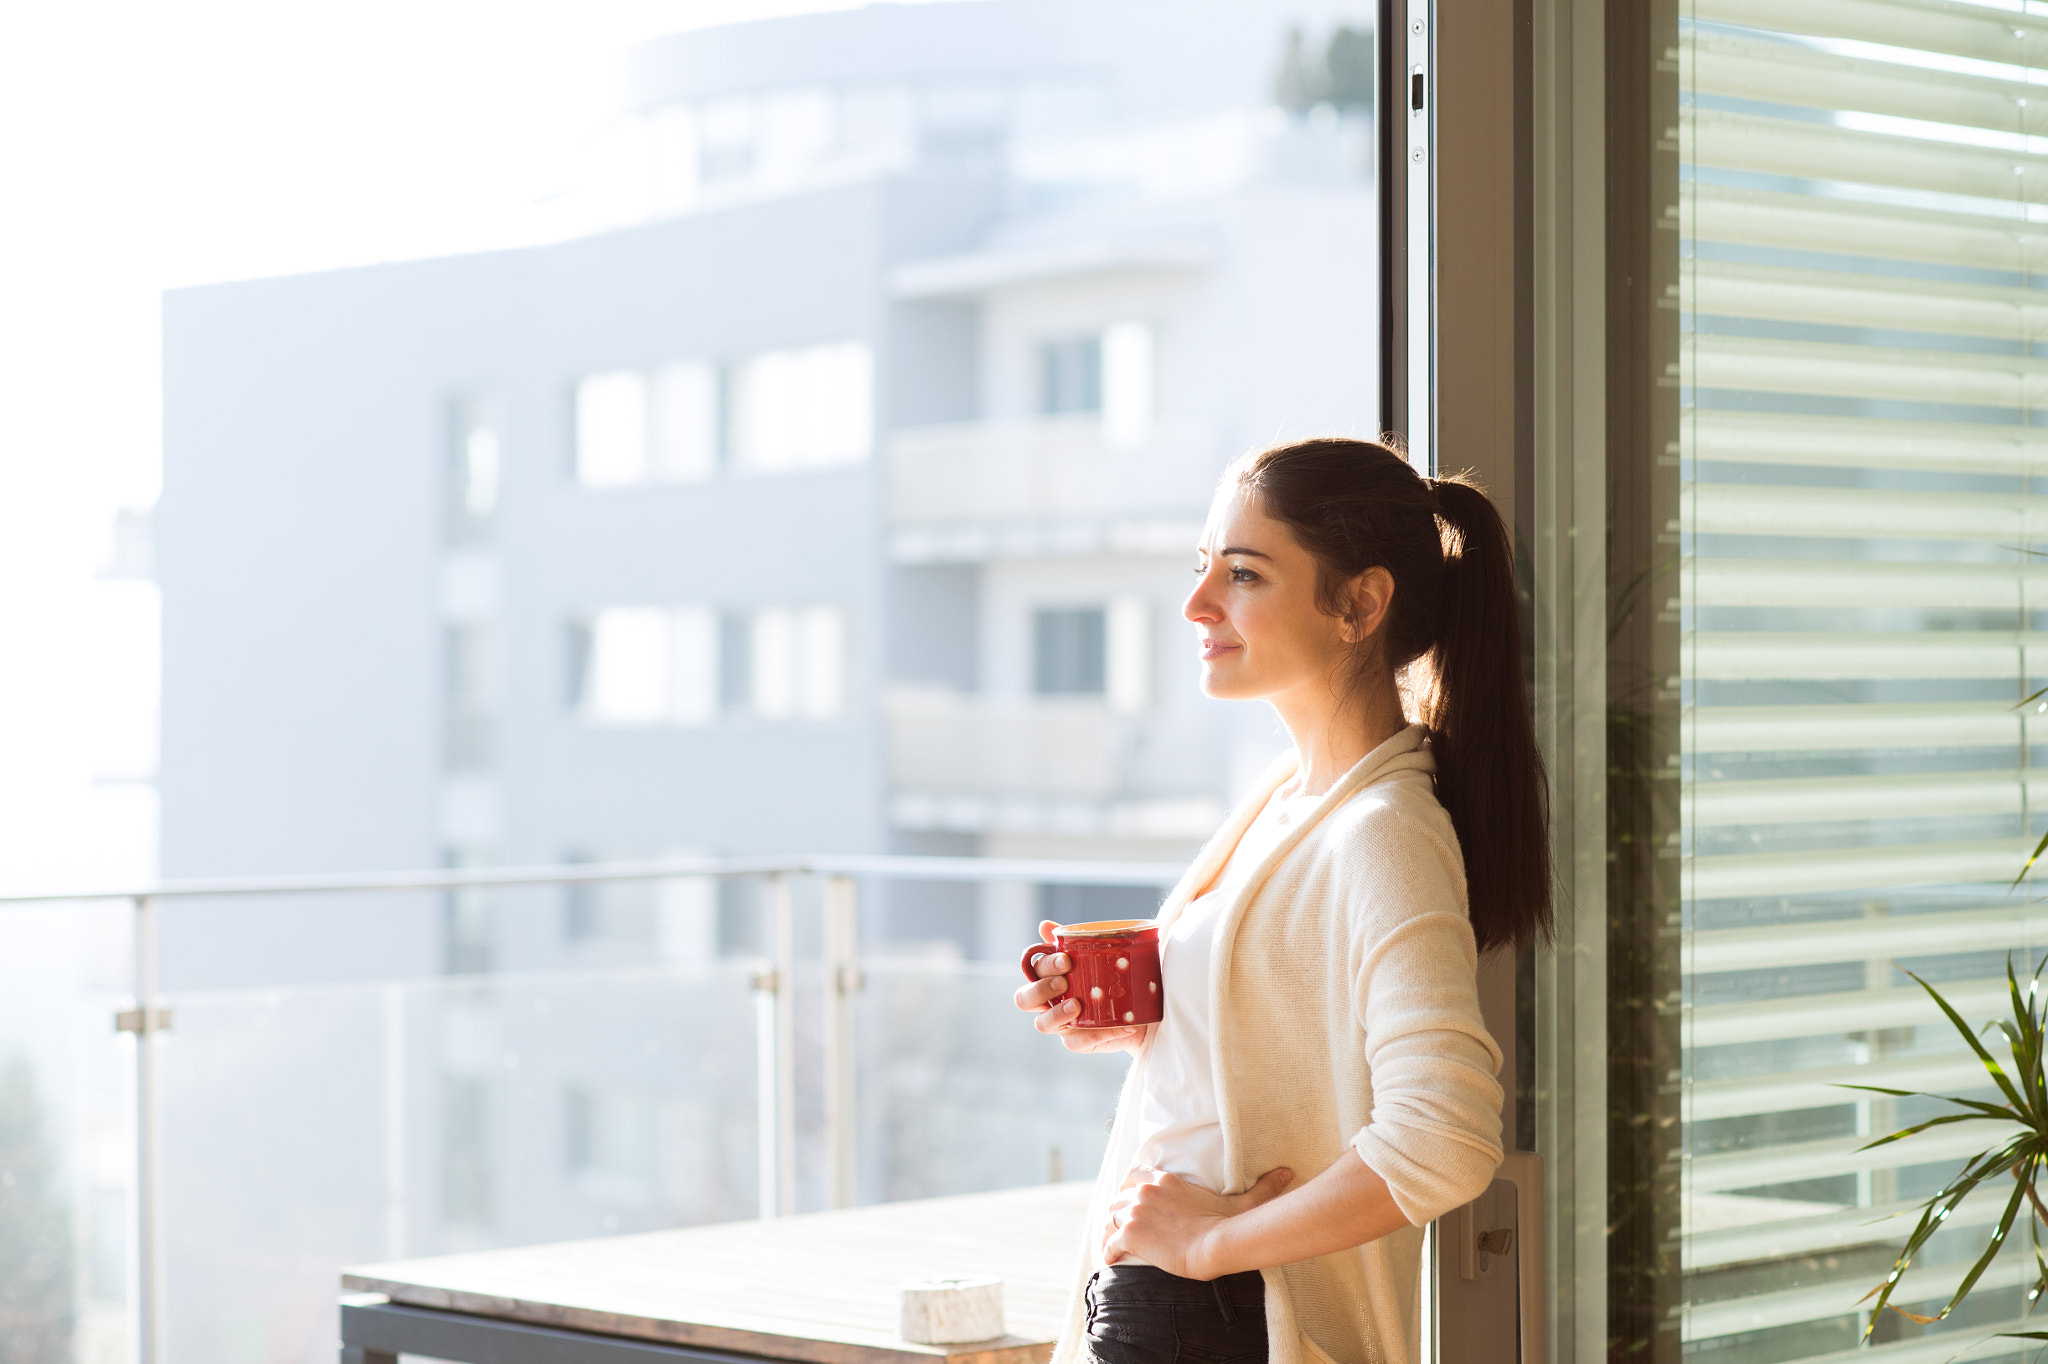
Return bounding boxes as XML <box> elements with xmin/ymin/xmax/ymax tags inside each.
<box><xmin>1845</xmin><ymin>952</ymin><xmax>2048</xmax><ymax>1343</ymax></box>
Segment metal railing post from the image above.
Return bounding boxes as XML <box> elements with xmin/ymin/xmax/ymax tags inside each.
<box><xmin>132</xmin><ymin>893</ymin><xmax>167</xmax><ymax>1364</ymax></box>
<box><xmin>752</xmin><ymin>878</ymin><xmax>779</xmax><ymax>1219</ymax></box>
<box><xmin>822</xmin><ymin>876</ymin><xmax>860</xmax><ymax>1209</ymax></box>
<box><xmin>770</xmin><ymin>874</ymin><xmax>795</xmax><ymax>1217</ymax></box>
<box><xmin>381</xmin><ymin>982</ymin><xmax>407</xmax><ymax>1259</ymax></box>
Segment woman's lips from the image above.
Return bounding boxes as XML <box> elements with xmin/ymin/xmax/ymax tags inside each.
<box><xmin>1199</xmin><ymin>639</ymin><xmax>1240</xmax><ymax>660</ymax></box>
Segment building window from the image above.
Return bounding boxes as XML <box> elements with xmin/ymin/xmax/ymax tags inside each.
<box><xmin>443</xmin><ymin>623</ymin><xmax>494</xmax><ymax>773</ymax></box>
<box><xmin>446</xmin><ymin>395</ymin><xmax>498</xmax><ymax>545</ymax></box>
<box><xmin>1039</xmin><ymin>336</ymin><xmax>1101</xmax><ymax>414</ymax></box>
<box><xmin>698</xmin><ymin>95</ymin><xmax>757</xmax><ymax>183</ymax></box>
<box><xmin>1034</xmin><ymin>607</ymin><xmax>1107</xmax><ymax>695</ymax></box>
<box><xmin>1100</xmin><ymin>321</ymin><xmax>1154</xmax><ymax>448</ymax></box>
<box><xmin>757</xmin><ymin>88</ymin><xmax>838</xmax><ymax>185</ymax></box>
<box><xmin>567</xmin><ymin>607</ymin><xmax>718</xmax><ymax>726</ymax></box>
<box><xmin>574</xmin><ymin>361</ymin><xmax>719</xmax><ymax>486</ymax></box>
<box><xmin>719</xmin><ymin>611</ymin><xmax>753</xmax><ymax>713</ymax></box>
<box><xmin>723</xmin><ymin>606</ymin><xmax>848</xmax><ymax>718</ymax></box>
<box><xmin>1105</xmin><ymin>596</ymin><xmax>1150</xmax><ymax>713</ymax></box>
<box><xmin>651</xmin><ymin>361</ymin><xmax>719</xmax><ymax>481</ymax></box>
<box><xmin>568</xmin><ymin>605</ymin><xmax>844</xmax><ymax>724</ymax></box>
<box><xmin>441</xmin><ymin>1075</ymin><xmax>492</xmax><ymax>1226</ymax></box>
<box><xmin>574</xmin><ymin>371</ymin><xmax>648</xmax><ymax>486</ymax></box>
<box><xmin>441</xmin><ymin>846</ymin><xmax>492</xmax><ymax>974</ymax></box>
<box><xmin>1039</xmin><ymin>323</ymin><xmax>1152</xmax><ymax>445</ymax></box>
<box><xmin>727</xmin><ymin>343</ymin><xmax>872</xmax><ymax>471</ymax></box>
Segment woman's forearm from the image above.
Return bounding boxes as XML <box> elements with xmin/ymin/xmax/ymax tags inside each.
<box><xmin>1193</xmin><ymin>1149</ymin><xmax>1411</xmax><ymax>1278</ymax></box>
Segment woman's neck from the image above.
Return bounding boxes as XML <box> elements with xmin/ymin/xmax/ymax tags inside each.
<box><xmin>1269</xmin><ymin>671</ymin><xmax>1409</xmax><ymax>796</ymax></box>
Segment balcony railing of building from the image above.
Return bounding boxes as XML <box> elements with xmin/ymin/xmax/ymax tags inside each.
<box><xmin>885</xmin><ymin>413</ymin><xmax>1220</xmax><ymax>561</ymax></box>
<box><xmin>0</xmin><ymin>853</ymin><xmax>1182</xmax><ymax>1364</ymax></box>
<box><xmin>884</xmin><ymin>688</ymin><xmax>1224</xmax><ymax>839</ymax></box>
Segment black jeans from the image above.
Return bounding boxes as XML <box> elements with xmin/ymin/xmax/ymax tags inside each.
<box><xmin>1082</xmin><ymin>1264</ymin><xmax>1269</xmax><ymax>1364</ymax></box>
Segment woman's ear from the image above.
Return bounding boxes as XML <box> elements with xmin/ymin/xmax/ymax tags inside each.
<box><xmin>1344</xmin><ymin>567</ymin><xmax>1396</xmax><ymax>643</ymax></box>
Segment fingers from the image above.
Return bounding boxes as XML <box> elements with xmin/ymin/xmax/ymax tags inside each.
<box><xmin>1038</xmin><ymin>920</ymin><xmax>1059</xmax><ymax>946</ymax></box>
<box><xmin>1100</xmin><ymin>1197</ymin><xmax>1134</xmax><ymax>1262</ymax></box>
<box><xmin>1241</xmin><ymin>1167</ymin><xmax>1296</xmax><ymax>1207</ymax></box>
<box><xmin>1015</xmin><ymin>972</ymin><xmax>1069</xmax><ymax>1011</ymax></box>
<box><xmin>1120</xmin><ymin>1163</ymin><xmax>1165</xmax><ymax>1191</ymax></box>
<box><xmin>1036</xmin><ymin>998</ymin><xmax>1082</xmax><ymax>1034</ymax></box>
<box><xmin>1014</xmin><ymin>947</ymin><xmax>1071</xmax><ymax>1017</ymax></box>
<box><xmin>1061</xmin><ymin>1023</ymin><xmax>1139</xmax><ymax>1053</ymax></box>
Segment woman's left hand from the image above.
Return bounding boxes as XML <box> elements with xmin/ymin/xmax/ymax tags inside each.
<box><xmin>1101</xmin><ymin>1164</ymin><xmax>1294</xmax><ymax>1280</ymax></box>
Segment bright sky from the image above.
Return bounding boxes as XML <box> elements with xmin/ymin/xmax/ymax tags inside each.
<box><xmin>0</xmin><ymin>0</ymin><xmax>943</xmax><ymax>892</ymax></box>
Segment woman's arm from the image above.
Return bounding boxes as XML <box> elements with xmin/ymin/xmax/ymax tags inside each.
<box><xmin>1106</xmin><ymin>879</ymin><xmax>1505</xmax><ymax>1277</ymax></box>
<box><xmin>1101</xmin><ymin>1149</ymin><xmax>1409</xmax><ymax>1279</ymax></box>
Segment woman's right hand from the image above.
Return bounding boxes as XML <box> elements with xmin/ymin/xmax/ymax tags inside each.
<box><xmin>1015</xmin><ymin>920</ymin><xmax>1149</xmax><ymax>1055</ymax></box>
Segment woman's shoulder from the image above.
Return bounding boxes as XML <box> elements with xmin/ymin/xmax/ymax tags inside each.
<box><xmin>1319</xmin><ymin>763</ymin><xmax>1456</xmax><ymax>849</ymax></box>
<box><xmin>1301</xmin><ymin>770</ymin><xmax>1467</xmax><ymax>912</ymax></box>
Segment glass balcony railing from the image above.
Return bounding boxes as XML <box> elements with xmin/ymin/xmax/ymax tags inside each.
<box><xmin>0</xmin><ymin>855</ymin><xmax>1175</xmax><ymax>1364</ymax></box>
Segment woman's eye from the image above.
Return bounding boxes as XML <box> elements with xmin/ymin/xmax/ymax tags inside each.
<box><xmin>1229</xmin><ymin>566</ymin><xmax>1257</xmax><ymax>583</ymax></box>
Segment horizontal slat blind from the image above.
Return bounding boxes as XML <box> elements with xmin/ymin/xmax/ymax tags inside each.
<box><xmin>1679</xmin><ymin>5</ymin><xmax>2046</xmax><ymax>1361</ymax></box>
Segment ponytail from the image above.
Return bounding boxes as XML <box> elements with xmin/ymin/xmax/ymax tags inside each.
<box><xmin>1230</xmin><ymin>440</ymin><xmax>1555</xmax><ymax>953</ymax></box>
<box><xmin>1418</xmin><ymin>477</ymin><xmax>1554</xmax><ymax>953</ymax></box>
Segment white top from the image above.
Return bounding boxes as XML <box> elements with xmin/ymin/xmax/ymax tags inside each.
<box><xmin>1054</xmin><ymin>726</ymin><xmax>1504</xmax><ymax>1364</ymax></box>
<box><xmin>1126</xmin><ymin>785</ymin><xmax>1325</xmax><ymax>1193</ymax></box>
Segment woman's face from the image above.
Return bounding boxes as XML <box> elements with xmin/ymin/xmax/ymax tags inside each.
<box><xmin>1183</xmin><ymin>487</ymin><xmax>1371</xmax><ymax>702</ymax></box>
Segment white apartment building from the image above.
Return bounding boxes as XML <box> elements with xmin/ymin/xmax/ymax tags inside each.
<box><xmin>160</xmin><ymin>0</ymin><xmax>1379</xmax><ymax>987</ymax></box>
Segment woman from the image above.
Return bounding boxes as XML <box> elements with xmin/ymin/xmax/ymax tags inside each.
<box><xmin>1013</xmin><ymin>438</ymin><xmax>1552</xmax><ymax>1364</ymax></box>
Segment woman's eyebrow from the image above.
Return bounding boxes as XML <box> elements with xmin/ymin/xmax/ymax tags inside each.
<box><xmin>1217</xmin><ymin>546</ymin><xmax>1273</xmax><ymax>560</ymax></box>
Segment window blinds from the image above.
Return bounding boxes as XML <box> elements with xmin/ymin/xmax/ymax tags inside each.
<box><xmin>1680</xmin><ymin>2</ymin><xmax>2048</xmax><ymax>1360</ymax></box>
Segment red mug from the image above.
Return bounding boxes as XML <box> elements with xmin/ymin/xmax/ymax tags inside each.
<box><xmin>1020</xmin><ymin>920</ymin><xmax>1165</xmax><ymax>1029</ymax></box>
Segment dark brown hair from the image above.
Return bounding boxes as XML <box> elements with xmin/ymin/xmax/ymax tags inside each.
<box><xmin>1231</xmin><ymin>437</ymin><xmax>1554</xmax><ymax>953</ymax></box>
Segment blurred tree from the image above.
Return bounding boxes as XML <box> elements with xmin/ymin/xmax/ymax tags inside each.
<box><xmin>0</xmin><ymin>1055</ymin><xmax>72</xmax><ymax>1364</ymax></box>
<box><xmin>1273</xmin><ymin>27</ymin><xmax>1323</xmax><ymax>112</ymax></box>
<box><xmin>1325</xmin><ymin>27</ymin><xmax>1374</xmax><ymax>110</ymax></box>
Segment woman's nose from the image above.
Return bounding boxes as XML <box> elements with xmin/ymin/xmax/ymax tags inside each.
<box><xmin>1183</xmin><ymin>577</ymin><xmax>1218</xmax><ymax>624</ymax></box>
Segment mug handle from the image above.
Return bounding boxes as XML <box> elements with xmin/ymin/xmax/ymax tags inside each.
<box><xmin>1020</xmin><ymin>942</ymin><xmax>1066</xmax><ymax>997</ymax></box>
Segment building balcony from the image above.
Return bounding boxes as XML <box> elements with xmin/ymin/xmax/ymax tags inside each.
<box><xmin>885</xmin><ymin>687</ymin><xmax>1222</xmax><ymax>839</ymax></box>
<box><xmin>884</xmin><ymin>414</ymin><xmax>1220</xmax><ymax>562</ymax></box>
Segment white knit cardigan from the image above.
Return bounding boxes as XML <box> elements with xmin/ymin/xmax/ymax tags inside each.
<box><xmin>1050</xmin><ymin>724</ymin><xmax>1505</xmax><ymax>1364</ymax></box>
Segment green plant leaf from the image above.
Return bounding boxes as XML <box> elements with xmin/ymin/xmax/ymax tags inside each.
<box><xmin>1907</xmin><ymin>966</ymin><xmax>2031</xmax><ymax>1113</ymax></box>
<box><xmin>2002</xmin><ymin>958</ymin><xmax>2046</xmax><ymax>1117</ymax></box>
<box><xmin>1936</xmin><ymin>1178</ymin><xmax>2032</xmax><ymax>1324</ymax></box>
<box><xmin>2016</xmin><ymin>828</ymin><xmax>2048</xmax><ymax>889</ymax></box>
<box><xmin>1860</xmin><ymin>1163</ymin><xmax>2008</xmax><ymax>1339</ymax></box>
<box><xmin>1858</xmin><ymin>1111</ymin><xmax>2021</xmax><ymax>1152</ymax></box>
<box><xmin>1853</xmin><ymin>957</ymin><xmax>2048</xmax><ymax>1341</ymax></box>
<box><xmin>1835</xmin><ymin>1087</ymin><xmax>2018</xmax><ymax>1122</ymax></box>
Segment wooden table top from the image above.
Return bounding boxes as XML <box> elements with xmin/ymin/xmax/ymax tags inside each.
<box><xmin>341</xmin><ymin>1182</ymin><xmax>1094</xmax><ymax>1364</ymax></box>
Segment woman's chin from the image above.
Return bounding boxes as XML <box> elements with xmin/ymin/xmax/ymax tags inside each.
<box><xmin>1198</xmin><ymin>664</ymin><xmax>1258</xmax><ymax>700</ymax></box>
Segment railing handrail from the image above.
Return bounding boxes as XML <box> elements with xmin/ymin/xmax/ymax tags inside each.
<box><xmin>0</xmin><ymin>852</ymin><xmax>1187</xmax><ymax>905</ymax></box>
